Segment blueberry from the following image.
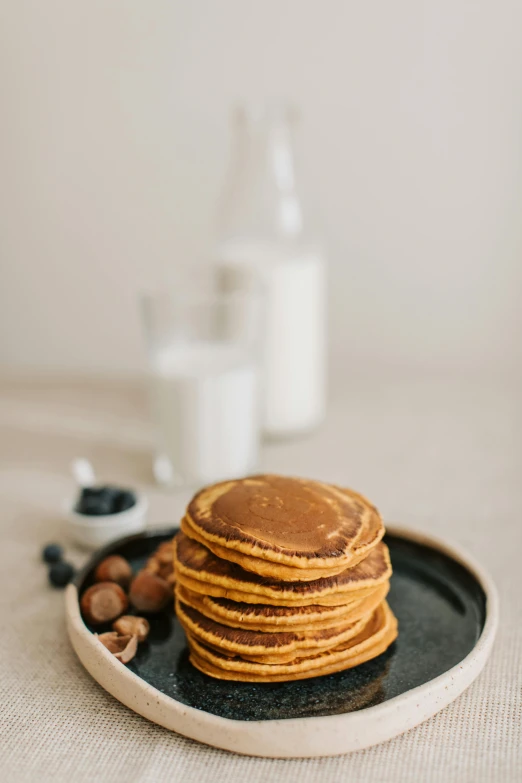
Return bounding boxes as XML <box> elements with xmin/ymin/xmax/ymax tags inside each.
<box><xmin>78</xmin><ymin>494</ymin><xmax>113</xmax><ymax>516</ymax></box>
<box><xmin>114</xmin><ymin>490</ymin><xmax>136</xmax><ymax>513</ymax></box>
<box><xmin>76</xmin><ymin>485</ymin><xmax>120</xmax><ymax>516</ymax></box>
<box><xmin>49</xmin><ymin>561</ymin><xmax>75</xmax><ymax>588</ymax></box>
<box><xmin>98</xmin><ymin>486</ymin><xmax>121</xmax><ymax>506</ymax></box>
<box><xmin>42</xmin><ymin>543</ymin><xmax>63</xmax><ymax>563</ymax></box>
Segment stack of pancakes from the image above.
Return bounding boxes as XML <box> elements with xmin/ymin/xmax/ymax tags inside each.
<box><xmin>173</xmin><ymin>475</ymin><xmax>398</xmax><ymax>682</ymax></box>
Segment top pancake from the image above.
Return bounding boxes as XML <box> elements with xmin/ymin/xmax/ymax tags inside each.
<box><xmin>186</xmin><ymin>475</ymin><xmax>382</xmax><ymax>570</ymax></box>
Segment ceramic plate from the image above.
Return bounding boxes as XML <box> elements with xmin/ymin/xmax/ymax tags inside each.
<box><xmin>66</xmin><ymin>525</ymin><xmax>498</xmax><ymax>758</ymax></box>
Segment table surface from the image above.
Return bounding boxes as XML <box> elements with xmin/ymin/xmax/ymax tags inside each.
<box><xmin>1</xmin><ymin>373</ymin><xmax>520</xmax><ymax>783</ymax></box>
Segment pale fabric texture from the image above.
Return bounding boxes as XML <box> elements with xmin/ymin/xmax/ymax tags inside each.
<box><xmin>1</xmin><ymin>375</ymin><xmax>520</xmax><ymax>782</ymax></box>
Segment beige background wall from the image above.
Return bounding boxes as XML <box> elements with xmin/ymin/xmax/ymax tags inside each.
<box><xmin>1</xmin><ymin>0</ymin><xmax>521</xmax><ymax>376</ymax></box>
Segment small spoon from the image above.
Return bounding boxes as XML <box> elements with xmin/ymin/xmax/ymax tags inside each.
<box><xmin>71</xmin><ymin>458</ymin><xmax>96</xmax><ymax>488</ymax></box>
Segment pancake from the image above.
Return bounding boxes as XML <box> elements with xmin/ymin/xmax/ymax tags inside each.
<box><xmin>343</xmin><ymin>492</ymin><xmax>386</xmax><ymax>560</ymax></box>
<box><xmin>189</xmin><ymin>602</ymin><xmax>395</xmax><ymax>670</ymax></box>
<box><xmin>174</xmin><ymin>531</ymin><xmax>391</xmax><ymax>606</ymax></box>
<box><xmin>181</xmin><ymin>512</ymin><xmax>384</xmax><ymax>581</ymax></box>
<box><xmin>176</xmin><ymin>572</ymin><xmax>381</xmax><ymax>606</ymax></box>
<box><xmin>187</xmin><ymin>602</ymin><xmax>398</xmax><ymax>682</ymax></box>
<box><xmin>189</xmin><ymin>631</ymin><xmax>396</xmax><ymax>681</ymax></box>
<box><xmin>186</xmin><ymin>475</ymin><xmax>382</xmax><ymax>571</ymax></box>
<box><xmin>174</xmin><ymin>474</ymin><xmax>397</xmax><ymax>682</ymax></box>
<box><xmin>176</xmin><ymin>597</ymin><xmax>372</xmax><ymax>658</ymax></box>
<box><xmin>180</xmin><ymin>515</ymin><xmax>367</xmax><ymax>581</ymax></box>
<box><xmin>176</xmin><ymin>582</ymin><xmax>390</xmax><ymax>632</ymax></box>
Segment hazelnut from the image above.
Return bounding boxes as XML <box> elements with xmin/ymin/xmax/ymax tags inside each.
<box><xmin>94</xmin><ymin>555</ymin><xmax>133</xmax><ymax>589</ymax></box>
<box><xmin>145</xmin><ymin>561</ymin><xmax>175</xmax><ymax>584</ymax></box>
<box><xmin>129</xmin><ymin>570</ymin><xmax>171</xmax><ymax>613</ymax></box>
<box><xmin>80</xmin><ymin>582</ymin><xmax>128</xmax><ymax>625</ymax></box>
<box><xmin>112</xmin><ymin>615</ymin><xmax>150</xmax><ymax>642</ymax></box>
<box><xmin>97</xmin><ymin>632</ymin><xmax>138</xmax><ymax>664</ymax></box>
<box><xmin>144</xmin><ymin>559</ymin><xmax>159</xmax><ymax>576</ymax></box>
<box><xmin>156</xmin><ymin>541</ymin><xmax>174</xmax><ymax>565</ymax></box>
<box><xmin>145</xmin><ymin>541</ymin><xmax>175</xmax><ymax>585</ymax></box>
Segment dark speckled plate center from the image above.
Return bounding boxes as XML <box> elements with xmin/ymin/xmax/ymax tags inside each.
<box><xmin>76</xmin><ymin>529</ymin><xmax>486</xmax><ymax>722</ymax></box>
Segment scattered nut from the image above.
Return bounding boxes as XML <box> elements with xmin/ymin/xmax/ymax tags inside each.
<box><xmin>144</xmin><ymin>541</ymin><xmax>175</xmax><ymax>585</ymax></box>
<box><xmin>129</xmin><ymin>570</ymin><xmax>171</xmax><ymax>613</ymax></box>
<box><xmin>112</xmin><ymin>615</ymin><xmax>150</xmax><ymax>642</ymax></box>
<box><xmin>80</xmin><ymin>582</ymin><xmax>128</xmax><ymax>624</ymax></box>
<box><xmin>156</xmin><ymin>542</ymin><xmax>174</xmax><ymax>565</ymax></box>
<box><xmin>94</xmin><ymin>555</ymin><xmax>133</xmax><ymax>589</ymax></box>
<box><xmin>97</xmin><ymin>632</ymin><xmax>138</xmax><ymax>664</ymax></box>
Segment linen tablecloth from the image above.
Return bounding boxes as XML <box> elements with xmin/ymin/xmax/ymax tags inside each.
<box><xmin>1</xmin><ymin>374</ymin><xmax>520</xmax><ymax>782</ymax></box>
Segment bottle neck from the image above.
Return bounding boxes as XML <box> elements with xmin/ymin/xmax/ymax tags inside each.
<box><xmin>218</xmin><ymin>103</ymin><xmax>304</xmax><ymax>243</ymax></box>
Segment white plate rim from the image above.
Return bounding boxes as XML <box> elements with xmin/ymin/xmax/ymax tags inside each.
<box><xmin>65</xmin><ymin>524</ymin><xmax>499</xmax><ymax>758</ymax></box>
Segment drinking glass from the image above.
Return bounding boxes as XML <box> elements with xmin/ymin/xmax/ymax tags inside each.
<box><xmin>141</xmin><ymin>283</ymin><xmax>263</xmax><ymax>488</ymax></box>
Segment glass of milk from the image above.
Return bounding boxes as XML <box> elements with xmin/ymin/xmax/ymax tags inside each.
<box><xmin>141</xmin><ymin>284</ymin><xmax>263</xmax><ymax>488</ymax></box>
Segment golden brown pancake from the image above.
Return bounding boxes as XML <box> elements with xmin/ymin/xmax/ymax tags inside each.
<box><xmin>174</xmin><ymin>474</ymin><xmax>397</xmax><ymax>682</ymax></box>
<box><xmin>181</xmin><ymin>511</ymin><xmax>384</xmax><ymax>581</ymax></box>
<box><xmin>180</xmin><ymin>515</ymin><xmax>366</xmax><ymax>581</ymax></box>
<box><xmin>345</xmin><ymin>492</ymin><xmax>386</xmax><ymax>560</ymax></box>
<box><xmin>186</xmin><ymin>475</ymin><xmax>381</xmax><ymax>570</ymax></box>
<box><xmin>176</xmin><ymin>582</ymin><xmax>390</xmax><ymax>633</ymax></box>
<box><xmin>176</xmin><ymin>597</ymin><xmax>372</xmax><ymax>658</ymax></box>
<box><xmin>187</xmin><ymin>602</ymin><xmax>398</xmax><ymax>682</ymax></box>
<box><xmin>176</xmin><ymin>572</ymin><xmax>381</xmax><ymax>606</ymax></box>
<box><xmin>174</xmin><ymin>531</ymin><xmax>391</xmax><ymax>606</ymax></box>
<box><xmin>189</xmin><ymin>630</ymin><xmax>396</xmax><ymax>681</ymax></box>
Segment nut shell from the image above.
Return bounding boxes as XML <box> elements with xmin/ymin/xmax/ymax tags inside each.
<box><xmin>80</xmin><ymin>582</ymin><xmax>128</xmax><ymax>624</ymax></box>
<box><xmin>112</xmin><ymin>615</ymin><xmax>150</xmax><ymax>642</ymax></box>
<box><xmin>94</xmin><ymin>555</ymin><xmax>133</xmax><ymax>589</ymax></box>
<box><xmin>97</xmin><ymin>632</ymin><xmax>138</xmax><ymax>663</ymax></box>
<box><xmin>129</xmin><ymin>571</ymin><xmax>171</xmax><ymax>613</ymax></box>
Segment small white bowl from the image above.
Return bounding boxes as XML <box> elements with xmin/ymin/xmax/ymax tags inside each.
<box><xmin>65</xmin><ymin>492</ymin><xmax>148</xmax><ymax>550</ymax></box>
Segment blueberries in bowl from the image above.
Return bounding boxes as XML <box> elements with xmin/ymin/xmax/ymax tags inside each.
<box><xmin>75</xmin><ymin>485</ymin><xmax>137</xmax><ymax>517</ymax></box>
<box><xmin>114</xmin><ymin>490</ymin><xmax>137</xmax><ymax>513</ymax></box>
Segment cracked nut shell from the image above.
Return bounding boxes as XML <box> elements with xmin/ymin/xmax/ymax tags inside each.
<box><xmin>112</xmin><ymin>615</ymin><xmax>150</xmax><ymax>642</ymax></box>
<box><xmin>97</xmin><ymin>631</ymin><xmax>138</xmax><ymax>663</ymax></box>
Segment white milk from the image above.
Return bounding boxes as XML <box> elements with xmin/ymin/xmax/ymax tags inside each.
<box><xmin>148</xmin><ymin>342</ymin><xmax>259</xmax><ymax>486</ymax></box>
<box><xmin>218</xmin><ymin>240</ymin><xmax>326</xmax><ymax>437</ymax></box>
